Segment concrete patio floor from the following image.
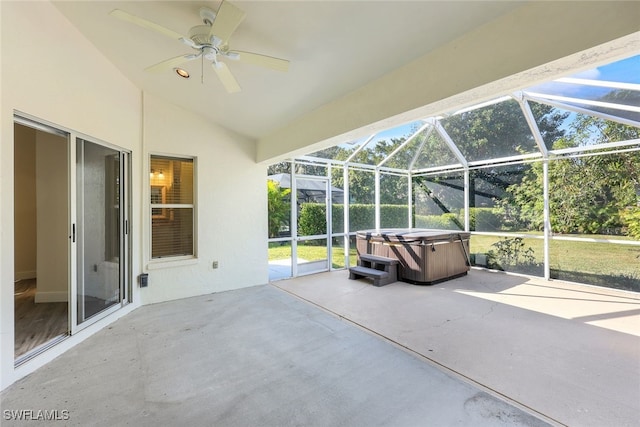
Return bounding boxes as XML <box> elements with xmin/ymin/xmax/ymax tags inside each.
<box><xmin>1</xmin><ymin>269</ymin><xmax>638</xmax><ymax>426</ymax></box>
<box><xmin>275</xmin><ymin>269</ymin><xmax>640</xmax><ymax>427</ymax></box>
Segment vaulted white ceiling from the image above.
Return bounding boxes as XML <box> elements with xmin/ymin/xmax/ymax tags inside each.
<box><xmin>52</xmin><ymin>1</ymin><xmax>639</xmax><ymax>164</ymax></box>
<box><xmin>52</xmin><ymin>1</ymin><xmax>523</xmax><ymax>139</ymax></box>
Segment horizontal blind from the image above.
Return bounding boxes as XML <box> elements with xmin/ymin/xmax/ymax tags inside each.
<box><xmin>150</xmin><ymin>156</ymin><xmax>194</xmax><ymax>258</ymax></box>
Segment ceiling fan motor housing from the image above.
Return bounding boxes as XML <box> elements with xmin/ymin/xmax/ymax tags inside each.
<box><xmin>188</xmin><ymin>25</ymin><xmax>212</xmax><ymax>46</ymax></box>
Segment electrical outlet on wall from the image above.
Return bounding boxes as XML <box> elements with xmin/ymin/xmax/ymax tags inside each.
<box><xmin>212</xmin><ymin>261</ymin><xmax>219</xmax><ymax>269</ymax></box>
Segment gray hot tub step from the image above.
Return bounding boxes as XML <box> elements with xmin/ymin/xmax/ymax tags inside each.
<box><xmin>349</xmin><ymin>254</ymin><xmax>398</xmax><ymax>286</ymax></box>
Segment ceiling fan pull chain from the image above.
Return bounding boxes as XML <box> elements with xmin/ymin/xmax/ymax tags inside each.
<box><xmin>201</xmin><ymin>52</ymin><xmax>205</xmax><ymax>84</ymax></box>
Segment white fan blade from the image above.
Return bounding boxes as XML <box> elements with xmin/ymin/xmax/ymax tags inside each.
<box><xmin>209</xmin><ymin>1</ymin><xmax>246</xmax><ymax>45</ymax></box>
<box><xmin>213</xmin><ymin>62</ymin><xmax>241</xmax><ymax>93</ymax></box>
<box><xmin>145</xmin><ymin>54</ymin><xmax>199</xmax><ymax>73</ymax></box>
<box><xmin>230</xmin><ymin>51</ymin><xmax>289</xmax><ymax>72</ymax></box>
<box><xmin>110</xmin><ymin>9</ymin><xmax>187</xmax><ymax>41</ymax></box>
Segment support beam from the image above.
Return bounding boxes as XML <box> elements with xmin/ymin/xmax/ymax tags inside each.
<box><xmin>543</xmin><ymin>161</ymin><xmax>551</xmax><ymax>280</ymax></box>
<box><xmin>375</xmin><ymin>168</ymin><xmax>381</xmax><ymax>232</ymax></box>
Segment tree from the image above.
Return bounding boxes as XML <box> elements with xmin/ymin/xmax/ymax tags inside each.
<box><xmin>330</xmin><ymin>137</ymin><xmax>408</xmax><ymax>204</ymax></box>
<box><xmin>267</xmin><ymin>161</ymin><xmax>290</xmax><ymax>176</ymax></box>
<box><xmin>442</xmin><ymin>100</ymin><xmax>567</xmax><ymax>161</ymax></box>
<box><xmin>440</xmin><ymin>101</ymin><xmax>568</xmax><ymax>214</ymax></box>
<box><xmin>504</xmin><ymin>115</ymin><xmax>640</xmax><ymax>235</ymax></box>
<box><xmin>267</xmin><ymin>180</ymin><xmax>291</xmax><ymax>238</ymax></box>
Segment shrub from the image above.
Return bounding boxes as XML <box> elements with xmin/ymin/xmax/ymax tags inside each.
<box><xmin>414</xmin><ymin>213</ymin><xmax>462</xmax><ymax>230</ymax></box>
<box><xmin>298</xmin><ymin>203</ymin><xmax>326</xmax><ymax>236</ymax></box>
<box><xmin>620</xmin><ymin>207</ymin><xmax>640</xmax><ymax>239</ymax></box>
<box><xmin>380</xmin><ymin>205</ymin><xmax>410</xmax><ymax>228</ymax></box>
<box><xmin>299</xmin><ymin>203</ymin><xmax>480</xmax><ymax>234</ymax></box>
<box><xmin>267</xmin><ymin>180</ymin><xmax>291</xmax><ymax>238</ymax></box>
<box><xmin>348</xmin><ymin>204</ymin><xmax>375</xmax><ymax>231</ymax></box>
<box><xmin>469</xmin><ymin>207</ymin><xmax>501</xmax><ymax>232</ymax></box>
<box><xmin>300</xmin><ymin>203</ymin><xmax>410</xmax><ymax>234</ymax></box>
<box><xmin>486</xmin><ymin>237</ymin><xmax>536</xmax><ymax>269</ymax></box>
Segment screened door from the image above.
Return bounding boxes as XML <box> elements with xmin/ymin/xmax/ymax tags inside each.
<box><xmin>295</xmin><ymin>176</ymin><xmax>330</xmax><ymax>275</ymax></box>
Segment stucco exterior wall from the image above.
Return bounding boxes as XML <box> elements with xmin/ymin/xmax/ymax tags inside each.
<box><xmin>1</xmin><ymin>1</ymin><xmax>267</xmax><ymax>390</ymax></box>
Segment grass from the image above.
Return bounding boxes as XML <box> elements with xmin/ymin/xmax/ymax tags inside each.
<box><xmin>470</xmin><ymin>234</ymin><xmax>640</xmax><ymax>291</ymax></box>
<box><xmin>268</xmin><ymin>242</ymin><xmax>357</xmax><ymax>269</ymax></box>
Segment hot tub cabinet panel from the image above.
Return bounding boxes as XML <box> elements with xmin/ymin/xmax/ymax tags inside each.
<box><xmin>356</xmin><ymin>229</ymin><xmax>471</xmax><ymax>285</ymax></box>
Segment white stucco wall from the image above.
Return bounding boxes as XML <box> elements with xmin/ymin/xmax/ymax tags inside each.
<box><xmin>0</xmin><ymin>1</ymin><xmax>268</xmax><ymax>389</ymax></box>
<box><xmin>141</xmin><ymin>92</ymin><xmax>268</xmax><ymax>304</ymax></box>
<box><xmin>1</xmin><ymin>1</ymin><xmax>267</xmax><ymax>390</ymax></box>
<box><xmin>0</xmin><ymin>0</ymin><xmax>142</xmax><ymax>390</ymax></box>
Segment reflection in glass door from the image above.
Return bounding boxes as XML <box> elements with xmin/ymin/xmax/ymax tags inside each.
<box><xmin>76</xmin><ymin>139</ymin><xmax>127</xmax><ymax>326</ymax></box>
<box><xmin>295</xmin><ymin>176</ymin><xmax>330</xmax><ymax>275</ymax></box>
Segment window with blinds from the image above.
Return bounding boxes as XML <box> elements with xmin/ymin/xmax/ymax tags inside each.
<box><xmin>150</xmin><ymin>155</ymin><xmax>194</xmax><ymax>259</ymax></box>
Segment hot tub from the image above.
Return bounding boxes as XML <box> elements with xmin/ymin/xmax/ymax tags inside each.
<box><xmin>356</xmin><ymin>229</ymin><xmax>471</xmax><ymax>285</ymax></box>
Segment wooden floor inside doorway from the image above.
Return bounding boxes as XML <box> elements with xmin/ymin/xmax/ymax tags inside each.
<box><xmin>14</xmin><ymin>279</ymin><xmax>68</xmax><ymax>358</ymax></box>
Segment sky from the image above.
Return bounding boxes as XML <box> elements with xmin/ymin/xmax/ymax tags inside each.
<box><xmin>580</xmin><ymin>54</ymin><xmax>640</xmax><ymax>84</ymax></box>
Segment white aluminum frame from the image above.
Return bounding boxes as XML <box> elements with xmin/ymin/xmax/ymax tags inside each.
<box><xmin>268</xmin><ymin>72</ymin><xmax>640</xmax><ymax>283</ymax></box>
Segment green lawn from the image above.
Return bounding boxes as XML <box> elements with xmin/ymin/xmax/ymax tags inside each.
<box><xmin>268</xmin><ymin>242</ymin><xmax>357</xmax><ymax>269</ymax></box>
<box><xmin>470</xmin><ymin>234</ymin><xmax>639</xmax><ymax>291</ymax></box>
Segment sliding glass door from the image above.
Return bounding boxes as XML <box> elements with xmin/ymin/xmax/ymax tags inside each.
<box><xmin>14</xmin><ymin>115</ymin><xmax>131</xmax><ymax>362</ymax></box>
<box><xmin>75</xmin><ymin>138</ymin><xmax>130</xmax><ymax>328</ymax></box>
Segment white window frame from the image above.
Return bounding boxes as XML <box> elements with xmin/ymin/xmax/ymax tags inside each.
<box><xmin>148</xmin><ymin>154</ymin><xmax>197</xmax><ymax>266</ymax></box>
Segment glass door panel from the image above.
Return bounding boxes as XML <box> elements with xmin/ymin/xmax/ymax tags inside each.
<box><xmin>76</xmin><ymin>139</ymin><xmax>122</xmax><ymax>324</ymax></box>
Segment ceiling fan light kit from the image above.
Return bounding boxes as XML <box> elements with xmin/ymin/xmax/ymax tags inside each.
<box><xmin>110</xmin><ymin>1</ymin><xmax>289</xmax><ymax>93</ymax></box>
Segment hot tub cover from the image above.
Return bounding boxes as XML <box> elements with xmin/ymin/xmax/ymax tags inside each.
<box><xmin>356</xmin><ymin>228</ymin><xmax>470</xmax><ymax>244</ymax></box>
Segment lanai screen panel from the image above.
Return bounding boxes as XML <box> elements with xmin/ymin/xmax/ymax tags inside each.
<box><xmin>381</xmin><ymin>127</ymin><xmax>427</xmax><ymax>170</ymax></box>
<box><xmin>440</xmin><ymin>99</ymin><xmax>540</xmax><ymax>163</ymax></box>
<box><xmin>331</xmin><ymin>165</ymin><xmax>345</xmax><ymax>235</ymax></box>
<box><xmin>528</xmin><ymin>101</ymin><xmax>640</xmax><ymax>151</ymax></box>
<box><xmin>550</xmin><ymin>240</ymin><xmax>639</xmax><ymax>291</ymax></box>
<box><xmin>471</xmin><ymin>234</ymin><xmax>544</xmax><ymax>277</ymax></box>
<box><xmin>548</xmin><ymin>150</ymin><xmax>640</xmax><ymax>236</ymax></box>
<box><xmin>412</xmin><ymin>129</ymin><xmax>461</xmax><ymax>171</ymax></box>
<box><xmin>470</xmin><ymin>164</ymin><xmax>540</xmax><ymax>233</ymax></box>
<box><xmin>412</xmin><ymin>171</ymin><xmax>464</xmax><ymax>230</ymax></box>
<box><xmin>349</xmin><ymin>121</ymin><xmax>424</xmax><ymax>166</ymax></box>
<box><xmin>348</xmin><ymin>168</ymin><xmax>375</xmax><ymax>232</ymax></box>
<box><xmin>306</xmin><ymin>137</ymin><xmax>370</xmax><ymax>162</ymax></box>
<box><xmin>526</xmin><ymin>55</ymin><xmax>640</xmax><ymax>124</ymax></box>
<box><xmin>379</xmin><ymin>172</ymin><xmax>409</xmax><ymax>229</ymax></box>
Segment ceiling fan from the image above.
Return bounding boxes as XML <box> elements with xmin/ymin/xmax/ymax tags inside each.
<box><xmin>110</xmin><ymin>0</ymin><xmax>289</xmax><ymax>93</ymax></box>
